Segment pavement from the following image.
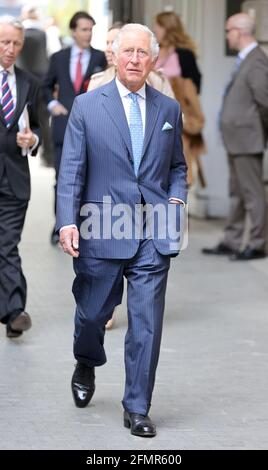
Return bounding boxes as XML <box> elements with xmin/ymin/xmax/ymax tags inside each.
<box><xmin>1</xmin><ymin>159</ymin><xmax>268</xmax><ymax>450</ymax></box>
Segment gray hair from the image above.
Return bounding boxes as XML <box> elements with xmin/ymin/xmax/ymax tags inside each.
<box><xmin>0</xmin><ymin>15</ymin><xmax>24</xmax><ymax>36</ymax></box>
<box><xmin>112</xmin><ymin>23</ymin><xmax>159</xmax><ymax>59</ymax></box>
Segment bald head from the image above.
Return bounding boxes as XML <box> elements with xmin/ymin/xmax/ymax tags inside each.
<box><xmin>226</xmin><ymin>13</ymin><xmax>256</xmax><ymax>52</ymax></box>
<box><xmin>228</xmin><ymin>13</ymin><xmax>255</xmax><ymax>35</ymax></box>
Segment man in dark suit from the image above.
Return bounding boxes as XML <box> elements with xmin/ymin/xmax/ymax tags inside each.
<box><xmin>57</xmin><ymin>24</ymin><xmax>187</xmax><ymax>437</ymax></box>
<box><xmin>43</xmin><ymin>11</ymin><xmax>107</xmax><ymax>245</ymax></box>
<box><xmin>203</xmin><ymin>13</ymin><xmax>268</xmax><ymax>261</ymax></box>
<box><xmin>0</xmin><ymin>16</ymin><xmax>41</xmax><ymax>338</ymax></box>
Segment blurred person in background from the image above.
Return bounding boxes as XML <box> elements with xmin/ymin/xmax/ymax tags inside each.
<box><xmin>43</xmin><ymin>11</ymin><xmax>107</xmax><ymax>245</ymax></box>
<box><xmin>154</xmin><ymin>11</ymin><xmax>206</xmax><ymax>187</ymax></box>
<box><xmin>154</xmin><ymin>10</ymin><xmax>201</xmax><ymax>92</ymax></box>
<box><xmin>202</xmin><ymin>13</ymin><xmax>268</xmax><ymax>261</ymax></box>
<box><xmin>17</xmin><ymin>4</ymin><xmax>54</xmax><ymax>168</ymax></box>
<box><xmin>0</xmin><ymin>16</ymin><xmax>41</xmax><ymax>338</ymax></box>
<box><xmin>45</xmin><ymin>16</ymin><xmax>62</xmax><ymax>57</ymax></box>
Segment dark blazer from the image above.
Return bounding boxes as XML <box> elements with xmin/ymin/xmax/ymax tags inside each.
<box><xmin>42</xmin><ymin>46</ymin><xmax>107</xmax><ymax>145</ymax></box>
<box><xmin>0</xmin><ymin>67</ymin><xmax>41</xmax><ymax>200</ymax></box>
<box><xmin>220</xmin><ymin>46</ymin><xmax>268</xmax><ymax>155</ymax></box>
<box><xmin>176</xmin><ymin>48</ymin><xmax>202</xmax><ymax>93</ymax></box>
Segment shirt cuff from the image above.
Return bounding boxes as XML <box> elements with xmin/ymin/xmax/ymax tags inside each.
<box><xmin>168</xmin><ymin>197</ymin><xmax>186</xmax><ymax>208</ymax></box>
<box><xmin>59</xmin><ymin>224</ymin><xmax>77</xmax><ymax>232</ymax></box>
<box><xmin>28</xmin><ymin>134</ymin><xmax>39</xmax><ymax>156</ymax></box>
<box><xmin>48</xmin><ymin>100</ymin><xmax>59</xmax><ymax>113</ymax></box>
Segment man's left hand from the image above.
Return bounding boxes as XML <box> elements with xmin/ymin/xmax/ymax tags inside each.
<box><xmin>60</xmin><ymin>227</ymin><xmax>80</xmax><ymax>258</ymax></box>
<box><xmin>16</xmin><ymin>128</ymin><xmax>36</xmax><ymax>149</ymax></box>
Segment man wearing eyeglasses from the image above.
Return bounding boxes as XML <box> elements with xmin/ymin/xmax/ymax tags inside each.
<box><xmin>0</xmin><ymin>16</ymin><xmax>41</xmax><ymax>338</ymax></box>
<box><xmin>57</xmin><ymin>24</ymin><xmax>187</xmax><ymax>437</ymax></box>
<box><xmin>203</xmin><ymin>13</ymin><xmax>268</xmax><ymax>261</ymax></box>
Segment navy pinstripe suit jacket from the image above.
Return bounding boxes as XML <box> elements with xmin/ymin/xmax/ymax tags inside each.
<box><xmin>56</xmin><ymin>79</ymin><xmax>187</xmax><ymax>258</ymax></box>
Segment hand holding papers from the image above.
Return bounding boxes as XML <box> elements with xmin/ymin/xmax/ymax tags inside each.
<box><xmin>18</xmin><ymin>104</ymin><xmax>30</xmax><ymax>156</ymax></box>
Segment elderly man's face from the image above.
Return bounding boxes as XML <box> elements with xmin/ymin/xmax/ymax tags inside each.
<box><xmin>0</xmin><ymin>24</ymin><xmax>24</xmax><ymax>69</ymax></box>
<box><xmin>114</xmin><ymin>30</ymin><xmax>155</xmax><ymax>92</ymax></box>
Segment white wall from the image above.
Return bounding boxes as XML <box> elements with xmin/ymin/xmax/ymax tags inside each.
<box><xmin>89</xmin><ymin>0</ymin><xmax>109</xmax><ymax>50</ymax></box>
<box><xmin>199</xmin><ymin>0</ymin><xmax>234</xmax><ymax>217</ymax></box>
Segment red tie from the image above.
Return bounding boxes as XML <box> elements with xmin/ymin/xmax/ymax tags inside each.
<box><xmin>74</xmin><ymin>52</ymin><xmax>83</xmax><ymax>93</ymax></box>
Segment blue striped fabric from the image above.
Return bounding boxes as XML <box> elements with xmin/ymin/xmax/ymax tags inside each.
<box><xmin>56</xmin><ymin>79</ymin><xmax>188</xmax><ymax>257</ymax></box>
<box><xmin>1</xmin><ymin>71</ymin><xmax>14</xmax><ymax>127</ymax></box>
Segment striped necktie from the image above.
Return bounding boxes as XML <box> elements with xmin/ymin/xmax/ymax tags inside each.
<box><xmin>129</xmin><ymin>92</ymin><xmax>144</xmax><ymax>176</ymax></box>
<box><xmin>1</xmin><ymin>70</ymin><xmax>15</xmax><ymax>127</ymax></box>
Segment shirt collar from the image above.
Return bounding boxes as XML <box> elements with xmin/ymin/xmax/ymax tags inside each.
<box><xmin>72</xmin><ymin>43</ymin><xmax>90</xmax><ymax>57</ymax></box>
<box><xmin>238</xmin><ymin>41</ymin><xmax>258</xmax><ymax>61</ymax></box>
<box><xmin>115</xmin><ymin>77</ymin><xmax>146</xmax><ymax>100</ymax></box>
<box><xmin>0</xmin><ymin>64</ymin><xmax>15</xmax><ymax>75</ymax></box>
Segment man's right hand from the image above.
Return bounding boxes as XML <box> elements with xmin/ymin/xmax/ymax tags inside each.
<box><xmin>60</xmin><ymin>227</ymin><xmax>79</xmax><ymax>258</ymax></box>
<box><xmin>51</xmin><ymin>103</ymin><xmax>68</xmax><ymax>116</ymax></box>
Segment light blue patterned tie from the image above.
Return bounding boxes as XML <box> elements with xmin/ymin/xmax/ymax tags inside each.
<box><xmin>129</xmin><ymin>92</ymin><xmax>143</xmax><ymax>176</ymax></box>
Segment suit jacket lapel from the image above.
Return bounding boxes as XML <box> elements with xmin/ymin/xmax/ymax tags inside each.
<box><xmin>141</xmin><ymin>84</ymin><xmax>160</xmax><ymax>158</ymax></box>
<box><xmin>9</xmin><ymin>67</ymin><xmax>29</xmax><ymax>129</ymax></box>
<box><xmin>81</xmin><ymin>48</ymin><xmax>100</xmax><ymax>92</ymax></box>
<box><xmin>102</xmin><ymin>79</ymin><xmax>133</xmax><ymax>159</ymax></box>
<box><xmin>84</xmin><ymin>47</ymin><xmax>96</xmax><ymax>78</ymax></box>
<box><xmin>63</xmin><ymin>48</ymin><xmax>76</xmax><ymax>92</ymax></box>
<box><xmin>227</xmin><ymin>46</ymin><xmax>259</xmax><ymax>93</ymax></box>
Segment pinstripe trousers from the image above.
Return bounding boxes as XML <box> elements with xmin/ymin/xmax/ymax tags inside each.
<box><xmin>72</xmin><ymin>238</ymin><xmax>170</xmax><ymax>415</ymax></box>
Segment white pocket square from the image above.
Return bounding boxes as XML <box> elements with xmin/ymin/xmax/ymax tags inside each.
<box><xmin>162</xmin><ymin>122</ymin><xmax>173</xmax><ymax>131</ymax></box>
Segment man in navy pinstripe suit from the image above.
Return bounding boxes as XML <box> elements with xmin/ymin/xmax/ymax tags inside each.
<box><xmin>57</xmin><ymin>24</ymin><xmax>187</xmax><ymax>437</ymax></box>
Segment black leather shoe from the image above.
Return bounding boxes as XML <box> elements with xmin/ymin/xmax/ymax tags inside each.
<box><xmin>202</xmin><ymin>242</ymin><xmax>236</xmax><ymax>255</ymax></box>
<box><xmin>124</xmin><ymin>411</ymin><xmax>156</xmax><ymax>437</ymax></box>
<box><xmin>6</xmin><ymin>312</ymin><xmax>32</xmax><ymax>338</ymax></box>
<box><xmin>229</xmin><ymin>246</ymin><xmax>266</xmax><ymax>261</ymax></box>
<box><xmin>6</xmin><ymin>325</ymin><xmax>23</xmax><ymax>338</ymax></box>
<box><xmin>71</xmin><ymin>363</ymin><xmax>95</xmax><ymax>408</ymax></box>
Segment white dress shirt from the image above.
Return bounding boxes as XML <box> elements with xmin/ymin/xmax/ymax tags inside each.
<box><xmin>238</xmin><ymin>41</ymin><xmax>258</xmax><ymax>62</ymax></box>
<box><xmin>70</xmin><ymin>44</ymin><xmax>91</xmax><ymax>84</ymax></box>
<box><xmin>115</xmin><ymin>77</ymin><xmax>146</xmax><ymax>135</ymax></box>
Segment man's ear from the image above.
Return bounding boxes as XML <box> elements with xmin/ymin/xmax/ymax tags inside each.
<box><xmin>112</xmin><ymin>53</ymin><xmax>118</xmax><ymax>67</ymax></box>
<box><xmin>151</xmin><ymin>57</ymin><xmax>157</xmax><ymax>69</ymax></box>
